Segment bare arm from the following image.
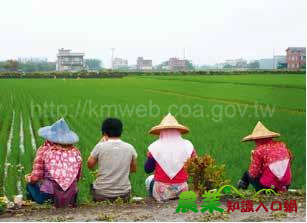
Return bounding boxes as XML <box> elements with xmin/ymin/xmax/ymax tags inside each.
<box><xmin>130</xmin><ymin>158</ymin><xmax>137</xmax><ymax>173</ymax></box>
<box><xmin>87</xmin><ymin>156</ymin><xmax>98</xmax><ymax>169</ymax></box>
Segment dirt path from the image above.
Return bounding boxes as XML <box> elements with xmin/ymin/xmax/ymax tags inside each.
<box><xmin>1</xmin><ymin>194</ymin><xmax>305</xmax><ymax>222</ymax></box>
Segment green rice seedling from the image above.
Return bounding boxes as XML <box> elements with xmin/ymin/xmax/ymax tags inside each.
<box><xmin>0</xmin><ymin>74</ymin><xmax>305</xmax><ymax>202</ymax></box>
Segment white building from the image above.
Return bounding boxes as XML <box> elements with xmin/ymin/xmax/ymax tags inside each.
<box><xmin>56</xmin><ymin>48</ymin><xmax>85</xmax><ymax>71</ymax></box>
<box><xmin>273</xmin><ymin>55</ymin><xmax>286</xmax><ymax>69</ymax></box>
<box><xmin>259</xmin><ymin>58</ymin><xmax>274</xmax><ymax>69</ymax></box>
<box><xmin>112</xmin><ymin>58</ymin><xmax>128</xmax><ymax>70</ymax></box>
<box><xmin>225</xmin><ymin>58</ymin><xmax>246</xmax><ymax>67</ymax></box>
<box><xmin>259</xmin><ymin>56</ymin><xmax>286</xmax><ymax>69</ymax></box>
<box><xmin>136</xmin><ymin>57</ymin><xmax>152</xmax><ymax>70</ymax></box>
<box><xmin>168</xmin><ymin>57</ymin><xmax>188</xmax><ymax>71</ymax></box>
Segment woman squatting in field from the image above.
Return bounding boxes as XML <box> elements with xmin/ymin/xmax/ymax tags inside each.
<box><xmin>237</xmin><ymin>121</ymin><xmax>293</xmax><ymax>192</ymax></box>
<box><xmin>144</xmin><ymin>113</ymin><xmax>196</xmax><ymax>202</ymax></box>
<box><xmin>25</xmin><ymin>119</ymin><xmax>82</xmax><ymax>208</ymax></box>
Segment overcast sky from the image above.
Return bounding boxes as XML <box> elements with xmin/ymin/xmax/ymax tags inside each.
<box><xmin>0</xmin><ymin>0</ymin><xmax>305</xmax><ymax>66</ymax></box>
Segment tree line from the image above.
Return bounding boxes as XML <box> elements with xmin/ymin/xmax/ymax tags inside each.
<box><xmin>0</xmin><ymin>59</ymin><xmax>103</xmax><ymax>72</ymax></box>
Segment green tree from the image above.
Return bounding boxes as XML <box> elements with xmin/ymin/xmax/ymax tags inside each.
<box><xmin>85</xmin><ymin>59</ymin><xmax>103</xmax><ymax>70</ymax></box>
<box><xmin>156</xmin><ymin>61</ymin><xmax>168</xmax><ymax>70</ymax></box>
<box><xmin>19</xmin><ymin>61</ymin><xmax>56</xmax><ymax>72</ymax></box>
<box><xmin>3</xmin><ymin>60</ymin><xmax>19</xmax><ymax>71</ymax></box>
<box><xmin>223</xmin><ymin>63</ymin><xmax>234</xmax><ymax>69</ymax></box>
<box><xmin>247</xmin><ymin>60</ymin><xmax>260</xmax><ymax>69</ymax></box>
<box><xmin>186</xmin><ymin>60</ymin><xmax>195</xmax><ymax>70</ymax></box>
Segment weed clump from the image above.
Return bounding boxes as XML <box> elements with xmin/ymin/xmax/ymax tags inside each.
<box><xmin>185</xmin><ymin>154</ymin><xmax>230</xmax><ymax>196</ymax></box>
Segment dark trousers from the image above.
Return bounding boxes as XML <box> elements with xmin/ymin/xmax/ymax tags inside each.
<box><xmin>149</xmin><ymin>179</ymin><xmax>155</xmax><ymax>197</ymax></box>
<box><xmin>27</xmin><ymin>182</ymin><xmax>78</xmax><ymax>207</ymax></box>
<box><xmin>90</xmin><ymin>184</ymin><xmax>130</xmax><ymax>202</ymax></box>
<box><xmin>240</xmin><ymin>171</ymin><xmax>291</xmax><ymax>192</ymax></box>
<box><xmin>52</xmin><ymin>181</ymin><xmax>78</xmax><ymax>208</ymax></box>
<box><xmin>240</xmin><ymin>171</ymin><xmax>266</xmax><ymax>192</ymax></box>
<box><xmin>26</xmin><ymin>183</ymin><xmax>53</xmax><ymax>204</ymax></box>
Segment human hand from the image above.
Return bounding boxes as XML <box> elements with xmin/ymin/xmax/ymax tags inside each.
<box><xmin>24</xmin><ymin>174</ymin><xmax>31</xmax><ymax>183</ymax></box>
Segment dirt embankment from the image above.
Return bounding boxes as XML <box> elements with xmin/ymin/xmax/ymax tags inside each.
<box><xmin>1</xmin><ymin>194</ymin><xmax>305</xmax><ymax>222</ymax></box>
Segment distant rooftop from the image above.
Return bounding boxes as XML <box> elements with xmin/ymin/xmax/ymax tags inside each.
<box><xmin>286</xmin><ymin>47</ymin><xmax>306</xmax><ymax>52</ymax></box>
<box><xmin>57</xmin><ymin>48</ymin><xmax>84</xmax><ymax>57</ymax></box>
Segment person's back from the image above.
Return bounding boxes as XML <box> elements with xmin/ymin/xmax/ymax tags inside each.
<box><xmin>144</xmin><ymin>113</ymin><xmax>195</xmax><ymax>202</ymax></box>
<box><xmin>91</xmin><ymin>139</ymin><xmax>137</xmax><ymax>197</ymax></box>
<box><xmin>25</xmin><ymin>119</ymin><xmax>81</xmax><ymax>208</ymax></box>
<box><xmin>252</xmin><ymin>140</ymin><xmax>292</xmax><ymax>191</ymax></box>
<box><xmin>255</xmin><ymin>141</ymin><xmax>290</xmax><ymax>170</ymax></box>
<box><xmin>87</xmin><ymin>118</ymin><xmax>137</xmax><ymax>201</ymax></box>
<box><xmin>238</xmin><ymin>121</ymin><xmax>292</xmax><ymax>192</ymax></box>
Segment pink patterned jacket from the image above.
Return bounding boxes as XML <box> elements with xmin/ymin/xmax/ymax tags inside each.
<box><xmin>249</xmin><ymin>140</ymin><xmax>292</xmax><ymax>191</ymax></box>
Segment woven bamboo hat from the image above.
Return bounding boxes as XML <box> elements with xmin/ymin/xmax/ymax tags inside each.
<box><xmin>242</xmin><ymin>121</ymin><xmax>280</xmax><ymax>142</ymax></box>
<box><xmin>149</xmin><ymin>113</ymin><xmax>190</xmax><ymax>135</ymax></box>
<box><xmin>38</xmin><ymin>118</ymin><xmax>79</xmax><ymax>144</ymax></box>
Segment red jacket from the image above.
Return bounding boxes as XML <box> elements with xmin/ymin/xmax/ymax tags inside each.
<box><xmin>249</xmin><ymin>140</ymin><xmax>292</xmax><ymax>191</ymax></box>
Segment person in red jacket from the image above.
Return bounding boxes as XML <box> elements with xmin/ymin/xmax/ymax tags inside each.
<box><xmin>238</xmin><ymin>121</ymin><xmax>292</xmax><ymax>192</ymax></box>
<box><xmin>25</xmin><ymin>119</ymin><xmax>82</xmax><ymax>208</ymax></box>
<box><xmin>144</xmin><ymin>113</ymin><xmax>196</xmax><ymax>202</ymax></box>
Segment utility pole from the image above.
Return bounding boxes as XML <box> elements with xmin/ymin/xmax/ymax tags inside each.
<box><xmin>273</xmin><ymin>48</ymin><xmax>276</xmax><ymax>69</ymax></box>
<box><xmin>110</xmin><ymin>48</ymin><xmax>115</xmax><ymax>69</ymax></box>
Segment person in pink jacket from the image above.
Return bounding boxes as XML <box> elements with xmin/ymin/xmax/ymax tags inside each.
<box><xmin>25</xmin><ymin>119</ymin><xmax>82</xmax><ymax>208</ymax></box>
<box><xmin>238</xmin><ymin>121</ymin><xmax>292</xmax><ymax>192</ymax></box>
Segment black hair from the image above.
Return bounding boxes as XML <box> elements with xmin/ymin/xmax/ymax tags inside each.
<box><xmin>101</xmin><ymin>118</ymin><xmax>123</xmax><ymax>137</ymax></box>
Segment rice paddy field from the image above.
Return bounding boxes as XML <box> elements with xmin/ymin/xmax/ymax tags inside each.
<box><xmin>0</xmin><ymin>74</ymin><xmax>305</xmax><ymax>203</ymax></box>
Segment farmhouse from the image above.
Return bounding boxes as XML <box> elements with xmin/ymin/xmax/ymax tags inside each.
<box><xmin>136</xmin><ymin>57</ymin><xmax>152</xmax><ymax>71</ymax></box>
<box><xmin>168</xmin><ymin>57</ymin><xmax>188</xmax><ymax>71</ymax></box>
<box><xmin>286</xmin><ymin>47</ymin><xmax>306</xmax><ymax>70</ymax></box>
<box><xmin>56</xmin><ymin>48</ymin><xmax>85</xmax><ymax>71</ymax></box>
<box><xmin>112</xmin><ymin>57</ymin><xmax>128</xmax><ymax>70</ymax></box>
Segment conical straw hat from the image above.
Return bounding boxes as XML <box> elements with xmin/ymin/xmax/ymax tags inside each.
<box><xmin>242</xmin><ymin>121</ymin><xmax>280</xmax><ymax>142</ymax></box>
<box><xmin>149</xmin><ymin>113</ymin><xmax>190</xmax><ymax>135</ymax></box>
<box><xmin>38</xmin><ymin>118</ymin><xmax>79</xmax><ymax>144</ymax></box>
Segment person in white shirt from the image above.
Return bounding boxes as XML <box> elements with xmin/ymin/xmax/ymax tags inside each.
<box><xmin>87</xmin><ymin>118</ymin><xmax>137</xmax><ymax>201</ymax></box>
